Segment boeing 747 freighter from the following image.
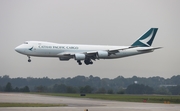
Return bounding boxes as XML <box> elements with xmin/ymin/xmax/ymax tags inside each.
<box><xmin>15</xmin><ymin>28</ymin><xmax>162</xmax><ymax>65</ymax></box>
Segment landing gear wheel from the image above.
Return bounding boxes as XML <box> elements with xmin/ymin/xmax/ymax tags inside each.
<box><xmin>28</xmin><ymin>56</ymin><xmax>31</xmax><ymax>62</ymax></box>
<box><xmin>84</xmin><ymin>59</ymin><xmax>93</xmax><ymax>65</ymax></box>
<box><xmin>77</xmin><ymin>60</ymin><xmax>82</xmax><ymax>65</ymax></box>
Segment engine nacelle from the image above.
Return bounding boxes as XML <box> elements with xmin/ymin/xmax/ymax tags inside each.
<box><xmin>97</xmin><ymin>51</ymin><xmax>109</xmax><ymax>58</ymax></box>
<box><xmin>59</xmin><ymin>57</ymin><xmax>70</xmax><ymax>61</ymax></box>
<box><xmin>74</xmin><ymin>53</ymin><xmax>86</xmax><ymax>60</ymax></box>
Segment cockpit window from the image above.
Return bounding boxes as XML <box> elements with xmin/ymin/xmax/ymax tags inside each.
<box><xmin>24</xmin><ymin>42</ymin><xmax>28</xmax><ymax>44</ymax></box>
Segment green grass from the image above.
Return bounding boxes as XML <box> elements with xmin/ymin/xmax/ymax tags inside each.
<box><xmin>33</xmin><ymin>93</ymin><xmax>180</xmax><ymax>104</ymax></box>
<box><xmin>0</xmin><ymin>103</ymin><xmax>67</xmax><ymax>107</ymax></box>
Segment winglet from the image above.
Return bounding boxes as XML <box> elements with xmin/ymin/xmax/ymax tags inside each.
<box><xmin>131</xmin><ymin>28</ymin><xmax>158</xmax><ymax>47</ymax></box>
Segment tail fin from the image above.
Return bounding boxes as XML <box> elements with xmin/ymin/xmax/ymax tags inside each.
<box><xmin>131</xmin><ymin>28</ymin><xmax>158</xmax><ymax>47</ymax></box>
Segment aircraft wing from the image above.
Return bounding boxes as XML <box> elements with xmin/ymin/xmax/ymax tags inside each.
<box><xmin>58</xmin><ymin>46</ymin><xmax>136</xmax><ymax>60</ymax></box>
<box><xmin>86</xmin><ymin>46</ymin><xmax>135</xmax><ymax>55</ymax></box>
<box><xmin>108</xmin><ymin>46</ymin><xmax>135</xmax><ymax>53</ymax></box>
<box><xmin>85</xmin><ymin>46</ymin><xmax>136</xmax><ymax>60</ymax></box>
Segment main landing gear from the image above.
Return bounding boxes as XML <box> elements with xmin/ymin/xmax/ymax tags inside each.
<box><xmin>77</xmin><ymin>60</ymin><xmax>82</xmax><ymax>65</ymax></box>
<box><xmin>28</xmin><ymin>56</ymin><xmax>31</xmax><ymax>62</ymax></box>
<box><xmin>77</xmin><ymin>59</ymin><xmax>93</xmax><ymax>65</ymax></box>
<box><xmin>84</xmin><ymin>59</ymin><xmax>93</xmax><ymax>65</ymax></box>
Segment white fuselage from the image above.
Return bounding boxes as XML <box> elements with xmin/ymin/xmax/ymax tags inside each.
<box><xmin>15</xmin><ymin>41</ymin><xmax>152</xmax><ymax>59</ymax></box>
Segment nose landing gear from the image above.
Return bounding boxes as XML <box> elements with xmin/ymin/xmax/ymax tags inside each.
<box><xmin>28</xmin><ymin>56</ymin><xmax>31</xmax><ymax>62</ymax></box>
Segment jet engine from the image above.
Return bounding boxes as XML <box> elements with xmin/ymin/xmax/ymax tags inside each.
<box><xmin>59</xmin><ymin>57</ymin><xmax>70</xmax><ymax>61</ymax></box>
<box><xmin>97</xmin><ymin>51</ymin><xmax>109</xmax><ymax>58</ymax></box>
<box><xmin>74</xmin><ymin>53</ymin><xmax>86</xmax><ymax>60</ymax></box>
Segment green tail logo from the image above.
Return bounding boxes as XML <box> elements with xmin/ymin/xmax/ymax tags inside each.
<box><xmin>131</xmin><ymin>28</ymin><xmax>158</xmax><ymax>47</ymax></box>
<box><xmin>29</xmin><ymin>47</ymin><xmax>33</xmax><ymax>51</ymax></box>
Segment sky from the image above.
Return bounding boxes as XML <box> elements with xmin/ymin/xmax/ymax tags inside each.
<box><xmin>0</xmin><ymin>0</ymin><xmax>180</xmax><ymax>79</ymax></box>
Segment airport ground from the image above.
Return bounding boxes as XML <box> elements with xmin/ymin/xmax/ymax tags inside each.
<box><xmin>0</xmin><ymin>93</ymin><xmax>179</xmax><ymax>111</ymax></box>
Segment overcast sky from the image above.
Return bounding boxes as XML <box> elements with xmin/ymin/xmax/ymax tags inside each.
<box><xmin>0</xmin><ymin>0</ymin><xmax>179</xmax><ymax>79</ymax></box>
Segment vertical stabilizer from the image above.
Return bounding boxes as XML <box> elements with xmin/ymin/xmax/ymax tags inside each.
<box><xmin>131</xmin><ymin>28</ymin><xmax>158</xmax><ymax>47</ymax></box>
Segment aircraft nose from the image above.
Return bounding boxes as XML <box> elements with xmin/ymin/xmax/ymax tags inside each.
<box><xmin>15</xmin><ymin>45</ymin><xmax>25</xmax><ymax>54</ymax></box>
<box><xmin>15</xmin><ymin>46</ymin><xmax>21</xmax><ymax>53</ymax></box>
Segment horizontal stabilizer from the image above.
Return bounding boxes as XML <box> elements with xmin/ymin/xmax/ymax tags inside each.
<box><xmin>137</xmin><ymin>47</ymin><xmax>162</xmax><ymax>52</ymax></box>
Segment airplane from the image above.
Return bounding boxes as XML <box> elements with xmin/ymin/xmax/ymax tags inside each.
<box><xmin>15</xmin><ymin>28</ymin><xmax>162</xmax><ymax>65</ymax></box>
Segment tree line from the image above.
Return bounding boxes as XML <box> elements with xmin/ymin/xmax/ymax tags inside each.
<box><xmin>2</xmin><ymin>82</ymin><xmax>30</xmax><ymax>92</ymax></box>
<box><xmin>0</xmin><ymin>75</ymin><xmax>180</xmax><ymax>95</ymax></box>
